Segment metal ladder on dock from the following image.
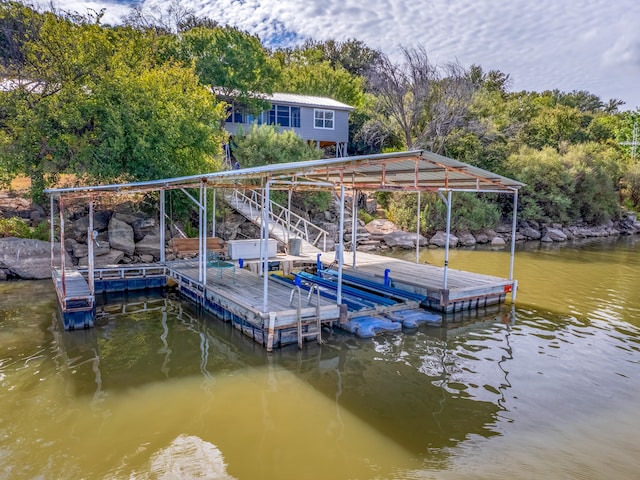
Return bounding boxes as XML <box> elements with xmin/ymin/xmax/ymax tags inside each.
<box><xmin>290</xmin><ymin>283</ymin><xmax>323</xmax><ymax>349</ymax></box>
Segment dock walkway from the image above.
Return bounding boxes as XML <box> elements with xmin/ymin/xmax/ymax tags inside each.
<box><xmin>166</xmin><ymin>259</ymin><xmax>344</xmax><ymax>350</ymax></box>
<box><xmin>338</xmin><ymin>251</ymin><xmax>514</xmax><ymax>312</ymax></box>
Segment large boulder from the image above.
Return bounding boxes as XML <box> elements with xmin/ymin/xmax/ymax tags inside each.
<box><xmin>521</xmin><ymin>226</ymin><xmax>541</xmax><ymax>240</ymax></box>
<box><xmin>365</xmin><ymin>219</ymin><xmax>401</xmax><ymax>240</ymax></box>
<box><xmin>71</xmin><ymin>210</ymin><xmax>112</xmax><ymax>241</ymax></box>
<box><xmin>491</xmin><ymin>236</ymin><xmax>506</xmax><ymax>248</ymax></box>
<box><xmin>135</xmin><ymin>233</ymin><xmax>162</xmax><ymax>259</ymax></box>
<box><xmin>0</xmin><ymin>237</ymin><xmax>72</xmax><ymax>279</ymax></box>
<box><xmin>457</xmin><ymin>232</ymin><xmax>477</xmax><ymax>246</ymax></box>
<box><xmin>429</xmin><ymin>231</ymin><xmax>459</xmax><ymax>248</ymax></box>
<box><xmin>132</xmin><ymin>217</ymin><xmax>157</xmax><ymax>242</ymax></box>
<box><xmin>78</xmin><ymin>249</ymin><xmax>125</xmax><ymax>267</ymax></box>
<box><xmin>108</xmin><ymin>216</ymin><xmax>135</xmax><ymax>255</ymax></box>
<box><xmin>383</xmin><ymin>231</ymin><xmax>427</xmax><ymax>249</ymax></box>
<box><xmin>543</xmin><ymin>227</ymin><xmax>568</xmax><ymax>242</ymax></box>
<box><xmin>71</xmin><ymin>240</ymin><xmax>111</xmax><ymax>258</ymax></box>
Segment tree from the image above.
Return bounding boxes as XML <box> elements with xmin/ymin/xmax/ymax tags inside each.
<box><xmin>276</xmin><ymin>54</ymin><xmax>365</xmax><ymax>109</ymax></box>
<box><xmin>0</xmin><ymin>10</ymin><xmax>227</xmax><ymax>198</ymax></box>
<box><xmin>70</xmin><ymin>63</ymin><xmax>227</xmax><ymax>183</ymax></box>
<box><xmin>366</xmin><ymin>45</ymin><xmax>477</xmax><ymax>152</ymax></box>
<box><xmin>174</xmin><ymin>26</ymin><xmax>280</xmax><ymax>113</ymax></box>
<box><xmin>298</xmin><ymin>38</ymin><xmax>382</xmax><ymax>77</ymax></box>
<box><xmin>231</xmin><ymin>124</ymin><xmax>321</xmax><ymax>168</ymax></box>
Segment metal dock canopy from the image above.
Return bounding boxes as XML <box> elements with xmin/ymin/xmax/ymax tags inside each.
<box><xmin>44</xmin><ymin>150</ymin><xmax>524</xmax><ymax>195</ymax></box>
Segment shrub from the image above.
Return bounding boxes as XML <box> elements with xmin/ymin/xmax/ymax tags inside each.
<box><xmin>0</xmin><ymin>217</ymin><xmax>49</xmax><ymax>240</ymax></box>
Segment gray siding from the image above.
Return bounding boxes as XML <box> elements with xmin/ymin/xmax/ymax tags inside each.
<box><xmin>224</xmin><ymin>105</ymin><xmax>349</xmax><ymax>144</ymax></box>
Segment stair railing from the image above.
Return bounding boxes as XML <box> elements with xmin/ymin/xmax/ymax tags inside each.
<box><xmin>226</xmin><ymin>189</ymin><xmax>331</xmax><ymax>251</ymax></box>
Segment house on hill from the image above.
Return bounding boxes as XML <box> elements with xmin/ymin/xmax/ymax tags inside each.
<box><xmin>222</xmin><ymin>92</ymin><xmax>354</xmax><ymax>159</ymax></box>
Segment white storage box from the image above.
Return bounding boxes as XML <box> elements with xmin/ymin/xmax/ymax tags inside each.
<box><xmin>227</xmin><ymin>239</ymin><xmax>277</xmax><ymax>260</ymax></box>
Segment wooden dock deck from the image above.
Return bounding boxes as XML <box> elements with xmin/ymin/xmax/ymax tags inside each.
<box><xmin>166</xmin><ymin>259</ymin><xmax>345</xmax><ymax>350</ymax></box>
<box><xmin>338</xmin><ymin>251</ymin><xmax>515</xmax><ymax>313</ymax></box>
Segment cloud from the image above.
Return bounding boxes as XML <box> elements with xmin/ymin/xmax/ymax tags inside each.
<box><xmin>37</xmin><ymin>0</ymin><xmax>640</xmax><ymax>109</ymax></box>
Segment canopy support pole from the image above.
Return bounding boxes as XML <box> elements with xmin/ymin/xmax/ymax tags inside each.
<box><xmin>442</xmin><ymin>190</ymin><xmax>452</xmax><ymax>289</ymax></box>
<box><xmin>211</xmin><ymin>188</ymin><xmax>216</xmax><ymax>238</ymax></box>
<box><xmin>351</xmin><ymin>190</ymin><xmax>358</xmax><ymax>268</ymax></box>
<box><xmin>262</xmin><ymin>182</ymin><xmax>272</xmax><ymax>313</ymax></box>
<box><xmin>337</xmin><ymin>185</ymin><xmax>345</xmax><ymax>305</ymax></box>
<box><xmin>87</xmin><ymin>197</ymin><xmax>95</xmax><ymax>296</ymax></box>
<box><xmin>416</xmin><ymin>191</ymin><xmax>421</xmax><ymax>264</ymax></box>
<box><xmin>160</xmin><ymin>190</ymin><xmax>165</xmax><ymax>263</ymax></box>
<box><xmin>509</xmin><ymin>189</ymin><xmax>519</xmax><ymax>304</ymax></box>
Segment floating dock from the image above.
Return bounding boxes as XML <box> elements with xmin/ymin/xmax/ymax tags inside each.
<box><xmin>53</xmin><ymin>246</ymin><xmax>514</xmax><ymax>349</ymax></box>
<box><xmin>46</xmin><ymin>150</ymin><xmax>523</xmax><ymax>349</ymax></box>
<box><xmin>339</xmin><ymin>251</ymin><xmax>514</xmax><ymax>313</ymax></box>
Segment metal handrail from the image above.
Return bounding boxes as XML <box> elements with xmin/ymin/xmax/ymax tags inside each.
<box><xmin>227</xmin><ymin>189</ymin><xmax>332</xmax><ymax>251</ymax></box>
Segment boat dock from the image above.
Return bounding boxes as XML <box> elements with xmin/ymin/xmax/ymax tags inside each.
<box><xmin>45</xmin><ymin>150</ymin><xmax>523</xmax><ymax>349</ymax></box>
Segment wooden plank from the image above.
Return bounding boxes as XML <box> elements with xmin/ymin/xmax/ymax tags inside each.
<box><xmin>170</xmin><ymin>237</ymin><xmax>226</xmax><ymax>255</ymax></box>
<box><xmin>168</xmin><ymin>261</ymin><xmax>341</xmax><ymax>328</ymax></box>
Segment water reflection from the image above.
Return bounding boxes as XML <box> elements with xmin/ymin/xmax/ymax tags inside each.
<box><xmin>2</xmin><ymin>235</ymin><xmax>640</xmax><ymax>479</ymax></box>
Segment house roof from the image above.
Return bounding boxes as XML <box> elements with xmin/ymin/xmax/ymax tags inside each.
<box><xmin>45</xmin><ymin>150</ymin><xmax>524</xmax><ymax>198</ymax></box>
<box><xmin>264</xmin><ymin>92</ymin><xmax>354</xmax><ymax>111</ymax></box>
<box><xmin>213</xmin><ymin>87</ymin><xmax>354</xmax><ymax>111</ymax></box>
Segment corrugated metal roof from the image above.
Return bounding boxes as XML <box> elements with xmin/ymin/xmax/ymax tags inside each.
<box><xmin>265</xmin><ymin>92</ymin><xmax>354</xmax><ymax>111</ymax></box>
<box><xmin>45</xmin><ymin>150</ymin><xmax>524</xmax><ymax>198</ymax></box>
<box><xmin>212</xmin><ymin>87</ymin><xmax>354</xmax><ymax>111</ymax></box>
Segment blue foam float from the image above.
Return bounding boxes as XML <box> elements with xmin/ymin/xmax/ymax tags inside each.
<box><xmin>341</xmin><ymin>315</ymin><xmax>402</xmax><ymax>338</ymax></box>
<box><xmin>387</xmin><ymin>309</ymin><xmax>443</xmax><ymax>328</ymax></box>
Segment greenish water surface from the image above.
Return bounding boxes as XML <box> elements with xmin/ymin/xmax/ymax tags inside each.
<box><xmin>1</xmin><ymin>236</ymin><xmax>639</xmax><ymax>479</ymax></box>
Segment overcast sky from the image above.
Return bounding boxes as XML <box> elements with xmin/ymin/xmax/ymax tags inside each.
<box><xmin>42</xmin><ymin>0</ymin><xmax>640</xmax><ymax>110</ymax></box>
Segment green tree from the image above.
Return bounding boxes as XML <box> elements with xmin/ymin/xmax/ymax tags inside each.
<box><xmin>0</xmin><ymin>10</ymin><xmax>227</xmax><ymax>198</ymax></box>
<box><xmin>505</xmin><ymin>146</ymin><xmax>574</xmax><ymax>223</ymax></box>
<box><xmin>70</xmin><ymin>63</ymin><xmax>227</xmax><ymax>182</ymax></box>
<box><xmin>175</xmin><ymin>26</ymin><xmax>280</xmax><ymax>113</ymax></box>
<box><xmin>366</xmin><ymin>45</ymin><xmax>477</xmax><ymax>152</ymax></box>
<box><xmin>232</xmin><ymin>124</ymin><xmax>321</xmax><ymax>168</ymax></box>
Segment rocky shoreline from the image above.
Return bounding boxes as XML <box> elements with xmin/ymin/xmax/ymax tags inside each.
<box><xmin>1</xmin><ymin>190</ymin><xmax>639</xmax><ymax>281</ymax></box>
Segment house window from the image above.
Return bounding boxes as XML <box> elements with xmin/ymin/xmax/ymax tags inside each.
<box><xmin>226</xmin><ymin>106</ymin><xmax>252</xmax><ymax>124</ymax></box>
<box><xmin>314</xmin><ymin>109</ymin><xmax>334</xmax><ymax>129</ymax></box>
<box><xmin>262</xmin><ymin>105</ymin><xmax>300</xmax><ymax>128</ymax></box>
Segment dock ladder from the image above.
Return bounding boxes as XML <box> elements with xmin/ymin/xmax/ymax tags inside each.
<box><xmin>290</xmin><ymin>282</ymin><xmax>323</xmax><ymax>349</ymax></box>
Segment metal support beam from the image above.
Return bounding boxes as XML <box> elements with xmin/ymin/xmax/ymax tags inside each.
<box><xmin>337</xmin><ymin>185</ymin><xmax>345</xmax><ymax>305</ymax></box>
<box><xmin>160</xmin><ymin>190</ymin><xmax>165</xmax><ymax>263</ymax></box>
<box><xmin>351</xmin><ymin>190</ymin><xmax>358</xmax><ymax>268</ymax></box>
<box><xmin>416</xmin><ymin>191</ymin><xmax>421</xmax><ymax>264</ymax></box>
<box><xmin>49</xmin><ymin>195</ymin><xmax>54</xmax><ymax>269</ymax></box>
<box><xmin>199</xmin><ymin>183</ymin><xmax>205</xmax><ymax>284</ymax></box>
<box><xmin>509</xmin><ymin>189</ymin><xmax>519</xmax><ymax>304</ymax></box>
<box><xmin>59</xmin><ymin>197</ymin><xmax>66</xmax><ymax>297</ymax></box>
<box><xmin>87</xmin><ymin>198</ymin><xmax>95</xmax><ymax>296</ymax></box>
<box><xmin>509</xmin><ymin>189</ymin><xmax>518</xmax><ymax>281</ymax></box>
<box><xmin>262</xmin><ymin>182</ymin><xmax>271</xmax><ymax>313</ymax></box>
<box><xmin>443</xmin><ymin>190</ymin><xmax>452</xmax><ymax>289</ymax></box>
<box><xmin>212</xmin><ymin>188</ymin><xmax>216</xmax><ymax>238</ymax></box>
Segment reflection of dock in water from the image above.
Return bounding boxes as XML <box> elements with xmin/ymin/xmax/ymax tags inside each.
<box><xmin>53</xmin><ymin>290</ymin><xmax>514</xmax><ymax>461</ymax></box>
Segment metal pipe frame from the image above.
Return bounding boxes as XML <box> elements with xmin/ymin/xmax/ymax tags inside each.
<box><xmin>160</xmin><ymin>190</ymin><xmax>165</xmax><ymax>263</ymax></box>
<box><xmin>87</xmin><ymin>198</ymin><xmax>95</xmax><ymax>296</ymax></box>
<box><xmin>337</xmin><ymin>185</ymin><xmax>345</xmax><ymax>305</ymax></box>
<box><xmin>262</xmin><ymin>181</ymin><xmax>271</xmax><ymax>312</ymax></box>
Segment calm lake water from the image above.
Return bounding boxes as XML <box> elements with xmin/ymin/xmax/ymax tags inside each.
<box><xmin>1</xmin><ymin>236</ymin><xmax>640</xmax><ymax>479</ymax></box>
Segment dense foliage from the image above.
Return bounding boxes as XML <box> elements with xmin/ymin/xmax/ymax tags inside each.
<box><xmin>231</xmin><ymin>124</ymin><xmax>321</xmax><ymax>168</ymax></box>
<box><xmin>0</xmin><ymin>1</ymin><xmax>639</xmax><ymax>233</ymax></box>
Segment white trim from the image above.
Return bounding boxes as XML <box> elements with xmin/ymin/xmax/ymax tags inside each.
<box><xmin>314</xmin><ymin>109</ymin><xmax>335</xmax><ymax>130</ymax></box>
